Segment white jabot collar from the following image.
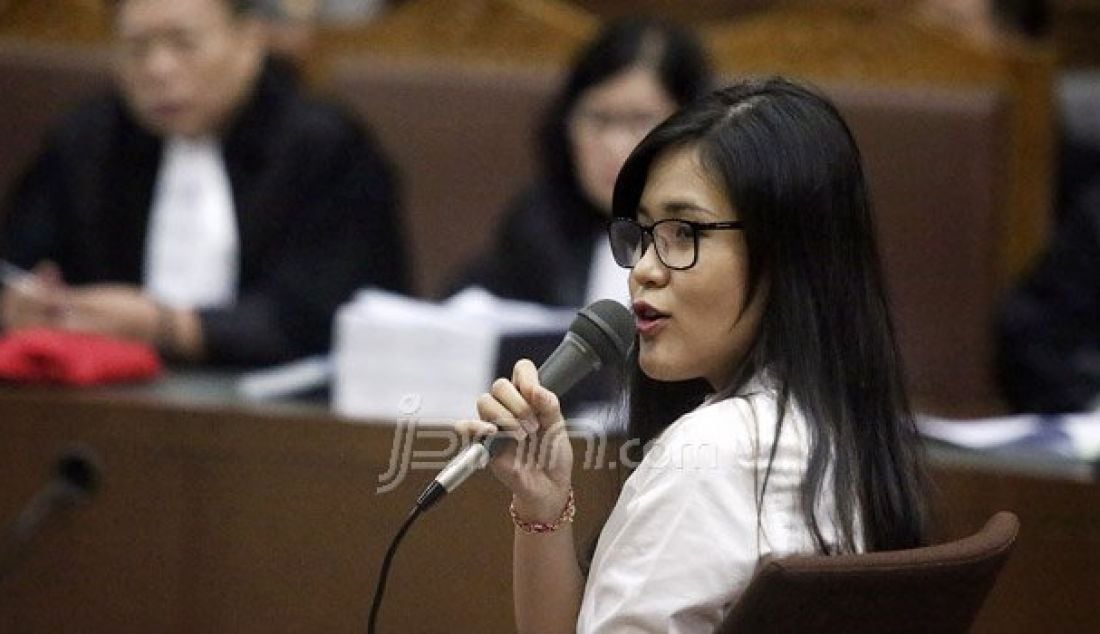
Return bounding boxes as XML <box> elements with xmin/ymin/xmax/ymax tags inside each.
<box><xmin>143</xmin><ymin>136</ymin><xmax>239</xmax><ymax>309</ymax></box>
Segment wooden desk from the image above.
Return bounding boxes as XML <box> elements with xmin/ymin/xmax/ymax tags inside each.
<box><xmin>0</xmin><ymin>375</ymin><xmax>1097</xmax><ymax>632</ymax></box>
<box><xmin>928</xmin><ymin>443</ymin><xmax>1100</xmax><ymax>634</ymax></box>
<box><xmin>0</xmin><ymin>376</ymin><xmax>621</xmax><ymax>632</ymax></box>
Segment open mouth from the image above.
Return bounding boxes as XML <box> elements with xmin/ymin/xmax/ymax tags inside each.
<box><xmin>633</xmin><ymin>303</ymin><xmax>666</xmax><ymax>320</ymax></box>
<box><xmin>633</xmin><ymin>301</ymin><xmax>669</xmax><ymax>335</ymax></box>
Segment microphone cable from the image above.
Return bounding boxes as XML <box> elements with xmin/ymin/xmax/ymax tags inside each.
<box><xmin>367</xmin><ymin>503</ymin><xmax>424</xmax><ymax>634</ymax></box>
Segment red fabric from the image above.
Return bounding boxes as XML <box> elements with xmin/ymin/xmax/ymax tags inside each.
<box><xmin>0</xmin><ymin>328</ymin><xmax>162</xmax><ymax>386</ymax></box>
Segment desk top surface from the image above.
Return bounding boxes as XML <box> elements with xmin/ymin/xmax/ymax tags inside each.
<box><xmin>0</xmin><ymin>370</ymin><xmax>1095</xmax><ymax>483</ymax></box>
<box><xmin>0</xmin><ymin>368</ymin><xmax>330</xmax><ymax>418</ymax></box>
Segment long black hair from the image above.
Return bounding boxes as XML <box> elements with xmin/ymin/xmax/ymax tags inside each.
<box><xmin>613</xmin><ymin>77</ymin><xmax>928</xmax><ymax>553</ymax></box>
<box><xmin>538</xmin><ymin>16</ymin><xmax>711</xmax><ymax>235</ymax></box>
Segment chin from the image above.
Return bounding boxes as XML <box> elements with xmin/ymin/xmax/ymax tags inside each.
<box><xmin>166</xmin><ymin>122</ymin><xmax>207</xmax><ymax>139</ymax></box>
<box><xmin>139</xmin><ymin>118</ymin><xmax>181</xmax><ymax>139</ymax></box>
<box><xmin>142</xmin><ymin>112</ymin><xmax>205</xmax><ymax>139</ymax></box>
<box><xmin>638</xmin><ymin>352</ymin><xmax>695</xmax><ymax>384</ymax></box>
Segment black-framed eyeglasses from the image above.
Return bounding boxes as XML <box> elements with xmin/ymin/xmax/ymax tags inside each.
<box><xmin>607</xmin><ymin>218</ymin><xmax>745</xmax><ymax>270</ymax></box>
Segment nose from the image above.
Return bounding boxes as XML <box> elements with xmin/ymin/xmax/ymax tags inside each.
<box><xmin>141</xmin><ymin>42</ymin><xmax>179</xmax><ymax>84</ymax></box>
<box><xmin>629</xmin><ymin>236</ymin><xmax>669</xmax><ymax>289</ymax></box>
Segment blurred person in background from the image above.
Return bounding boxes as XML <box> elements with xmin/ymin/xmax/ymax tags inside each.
<box><xmin>447</xmin><ymin>16</ymin><xmax>711</xmax><ymax>308</ymax></box>
<box><xmin>997</xmin><ymin>179</ymin><xmax>1100</xmax><ymax>413</ymax></box>
<box><xmin>989</xmin><ymin>0</ymin><xmax>1100</xmax><ymax>413</ymax></box>
<box><xmin>0</xmin><ymin>0</ymin><xmax>408</xmax><ymax>367</ymax></box>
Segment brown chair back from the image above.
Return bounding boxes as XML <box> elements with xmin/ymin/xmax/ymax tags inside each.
<box><xmin>0</xmin><ymin>39</ymin><xmax>114</xmax><ymax>205</ymax></box>
<box><xmin>321</xmin><ymin>57</ymin><xmax>560</xmax><ymax>298</ymax></box>
<box><xmin>719</xmin><ymin>511</ymin><xmax>1020</xmax><ymax>634</ymax></box>
<box><xmin>822</xmin><ymin>82</ymin><xmax>1009</xmax><ymax>416</ymax></box>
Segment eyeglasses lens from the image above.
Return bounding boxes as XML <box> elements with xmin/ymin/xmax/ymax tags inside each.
<box><xmin>609</xmin><ymin>220</ymin><xmax>696</xmax><ymax>269</ymax></box>
<box><xmin>609</xmin><ymin>221</ymin><xmax>643</xmax><ymax>268</ymax></box>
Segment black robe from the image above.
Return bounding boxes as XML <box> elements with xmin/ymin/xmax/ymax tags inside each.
<box><xmin>0</xmin><ymin>60</ymin><xmax>409</xmax><ymax>367</ymax></box>
<box><xmin>997</xmin><ymin>182</ymin><xmax>1100</xmax><ymax>412</ymax></box>
<box><xmin>447</xmin><ymin>182</ymin><xmax>606</xmax><ymax>307</ymax></box>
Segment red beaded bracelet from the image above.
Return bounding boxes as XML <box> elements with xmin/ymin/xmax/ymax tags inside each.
<box><xmin>510</xmin><ymin>487</ymin><xmax>575</xmax><ymax>534</ymax></box>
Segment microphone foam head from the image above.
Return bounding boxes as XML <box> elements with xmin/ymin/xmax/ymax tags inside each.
<box><xmin>572</xmin><ymin>299</ymin><xmax>634</xmax><ymax>366</ymax></box>
<box><xmin>56</xmin><ymin>445</ymin><xmax>101</xmax><ymax>498</ymax></box>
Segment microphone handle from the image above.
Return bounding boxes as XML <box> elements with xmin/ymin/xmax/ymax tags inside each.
<box><xmin>429</xmin><ymin>443</ymin><xmax>491</xmax><ymax>500</ymax></box>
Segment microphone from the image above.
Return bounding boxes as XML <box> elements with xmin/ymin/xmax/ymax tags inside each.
<box><xmin>416</xmin><ymin>299</ymin><xmax>634</xmax><ymax>511</ymax></box>
<box><xmin>1</xmin><ymin>445</ymin><xmax>101</xmax><ymax>580</ymax></box>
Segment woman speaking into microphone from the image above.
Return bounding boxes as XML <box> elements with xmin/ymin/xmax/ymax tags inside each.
<box><xmin>457</xmin><ymin>77</ymin><xmax>929</xmax><ymax>633</ymax></box>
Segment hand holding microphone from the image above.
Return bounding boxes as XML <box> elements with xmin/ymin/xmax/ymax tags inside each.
<box><xmin>371</xmin><ymin>300</ymin><xmax>633</xmax><ymax>633</ymax></box>
<box><xmin>467</xmin><ymin>359</ymin><xmax>575</xmax><ymax>523</ymax></box>
<box><xmin>417</xmin><ymin>299</ymin><xmax>634</xmax><ymax>511</ymax></box>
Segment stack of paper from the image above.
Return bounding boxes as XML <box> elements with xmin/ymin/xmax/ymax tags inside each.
<box><xmin>332</xmin><ymin>288</ymin><xmax>576</xmax><ymax>423</ymax></box>
<box><xmin>917</xmin><ymin>411</ymin><xmax>1100</xmax><ymax>462</ymax></box>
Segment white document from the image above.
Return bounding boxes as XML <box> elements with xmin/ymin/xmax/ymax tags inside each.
<box><xmin>332</xmin><ymin>288</ymin><xmax>575</xmax><ymax>423</ymax></box>
<box><xmin>917</xmin><ymin>411</ymin><xmax>1100</xmax><ymax>461</ymax></box>
<box><xmin>236</xmin><ymin>355</ymin><xmax>333</xmax><ymax>401</ymax></box>
<box><xmin>916</xmin><ymin>414</ymin><xmax>1040</xmax><ymax>449</ymax></box>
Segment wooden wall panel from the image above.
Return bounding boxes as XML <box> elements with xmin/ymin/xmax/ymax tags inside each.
<box><xmin>308</xmin><ymin>0</ymin><xmax>597</xmax><ymax>78</ymax></box>
<box><xmin>0</xmin><ymin>0</ymin><xmax>109</xmax><ymax>43</ymax></box>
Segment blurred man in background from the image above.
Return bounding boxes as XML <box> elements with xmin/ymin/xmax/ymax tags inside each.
<box><xmin>0</xmin><ymin>0</ymin><xmax>408</xmax><ymax>366</ymax></box>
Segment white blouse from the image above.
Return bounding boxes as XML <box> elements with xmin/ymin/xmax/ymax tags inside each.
<box><xmin>576</xmin><ymin>382</ymin><xmax>847</xmax><ymax>633</ymax></box>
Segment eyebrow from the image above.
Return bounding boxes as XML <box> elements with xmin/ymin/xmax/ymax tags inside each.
<box><xmin>638</xmin><ymin>199</ymin><xmax>719</xmax><ymax>220</ymax></box>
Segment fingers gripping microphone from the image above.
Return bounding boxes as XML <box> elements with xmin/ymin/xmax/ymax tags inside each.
<box><xmin>416</xmin><ymin>299</ymin><xmax>634</xmax><ymax>511</ymax></box>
